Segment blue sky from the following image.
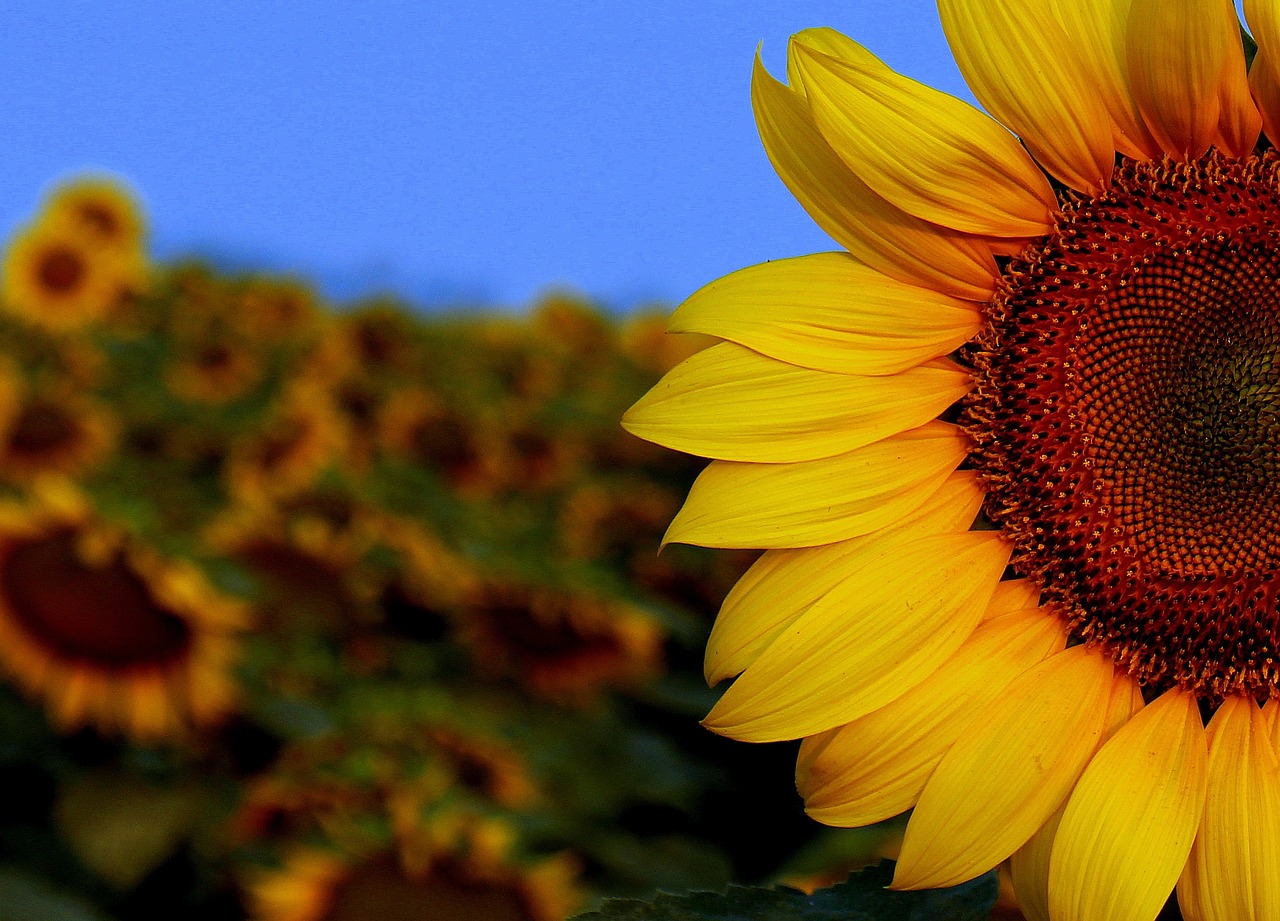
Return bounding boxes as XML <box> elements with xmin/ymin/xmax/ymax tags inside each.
<box><xmin>5</xmin><ymin>3</ymin><xmax>978</xmax><ymax>311</ymax></box>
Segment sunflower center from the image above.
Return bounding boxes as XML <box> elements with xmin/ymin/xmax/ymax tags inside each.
<box><xmin>37</xmin><ymin>246</ymin><xmax>85</xmax><ymax>294</ymax></box>
<box><xmin>0</xmin><ymin>531</ymin><xmax>191</xmax><ymax>670</ymax></box>
<box><xmin>8</xmin><ymin>401</ymin><xmax>78</xmax><ymax>457</ymax></box>
<box><xmin>965</xmin><ymin>152</ymin><xmax>1280</xmax><ymax>699</ymax></box>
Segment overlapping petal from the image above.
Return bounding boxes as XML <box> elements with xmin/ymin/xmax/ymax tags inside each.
<box><xmin>891</xmin><ymin>646</ymin><xmax>1122</xmax><ymax>890</ymax></box>
<box><xmin>664</xmin><ymin>421</ymin><xmax>968</xmax><ymax>549</ymax></box>
<box><xmin>702</xmin><ymin>530</ymin><xmax>1010</xmax><ymax>743</ymax></box>
<box><xmin>621</xmin><ymin>341</ymin><xmax>969</xmax><ymax>463</ymax></box>
<box><xmin>751</xmin><ymin>55</ymin><xmax>1000</xmax><ymax>301</ymax></box>
<box><xmin>704</xmin><ymin>471</ymin><xmax>984</xmax><ymax>684</ymax></box>
<box><xmin>790</xmin><ymin>38</ymin><xmax>1055</xmax><ymax>238</ymax></box>
<box><xmin>1177</xmin><ymin>697</ymin><xmax>1280</xmax><ymax>921</ymax></box>
<box><xmin>1125</xmin><ymin>0</ymin><xmax>1257</xmax><ymax>159</ymax></box>
<box><xmin>937</xmin><ymin>0</ymin><xmax>1114</xmax><ymax>193</ymax></box>
<box><xmin>1049</xmin><ymin>689</ymin><xmax>1208</xmax><ymax>921</ymax></box>
<box><xmin>798</xmin><ymin>604</ymin><xmax>1068</xmax><ymax>828</ymax></box>
<box><xmin>666</xmin><ymin>252</ymin><xmax>981</xmax><ymax>376</ymax></box>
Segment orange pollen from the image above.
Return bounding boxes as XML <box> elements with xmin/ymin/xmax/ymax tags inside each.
<box><xmin>964</xmin><ymin>151</ymin><xmax>1280</xmax><ymax>700</ymax></box>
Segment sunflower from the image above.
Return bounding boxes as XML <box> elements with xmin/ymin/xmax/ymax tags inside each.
<box><xmin>1</xmin><ymin>214</ymin><xmax>142</xmax><ymax>332</ymax></box>
<box><xmin>0</xmin><ymin>483</ymin><xmax>244</xmax><ymax>740</ymax></box>
<box><xmin>224</xmin><ymin>382</ymin><xmax>347</xmax><ymax>503</ymax></box>
<box><xmin>623</xmin><ymin>7</ymin><xmax>1280</xmax><ymax>921</ymax></box>
<box><xmin>234</xmin><ymin>276</ymin><xmax>322</xmax><ymax>344</ymax></box>
<box><xmin>0</xmin><ymin>384</ymin><xmax>116</xmax><ymax>484</ymax></box>
<box><xmin>166</xmin><ymin>327</ymin><xmax>264</xmax><ymax>405</ymax></box>
<box><xmin>248</xmin><ymin>821</ymin><xmax>581</xmax><ymax>921</ymax></box>
<box><xmin>376</xmin><ymin>386</ymin><xmax>502</xmax><ymax>493</ymax></box>
<box><xmin>455</xmin><ymin>578</ymin><xmax>663</xmax><ymax>701</ymax></box>
<box><xmin>43</xmin><ymin>176</ymin><xmax>147</xmax><ymax>252</ymax></box>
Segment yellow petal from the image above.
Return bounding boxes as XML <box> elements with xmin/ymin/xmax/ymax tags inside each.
<box><xmin>798</xmin><ymin>606</ymin><xmax>1068</xmax><ymax>828</ymax></box>
<box><xmin>621</xmin><ymin>341</ymin><xmax>969</xmax><ymax>463</ymax></box>
<box><xmin>891</xmin><ymin>645</ymin><xmax>1120</xmax><ymax>890</ymax></box>
<box><xmin>1009</xmin><ymin>672</ymin><xmax>1146</xmax><ymax>921</ymax></box>
<box><xmin>666</xmin><ymin>252</ymin><xmax>982</xmax><ymax>376</ymax></box>
<box><xmin>937</xmin><ymin>0</ymin><xmax>1114</xmax><ymax>194</ymax></box>
<box><xmin>1049</xmin><ymin>688</ymin><xmax>1208</xmax><ymax>921</ymax></box>
<box><xmin>1213</xmin><ymin>5</ymin><xmax>1263</xmax><ymax>157</ymax></box>
<box><xmin>1049</xmin><ymin>0</ymin><xmax>1162</xmax><ymax>160</ymax></box>
<box><xmin>1176</xmin><ymin>696</ymin><xmax>1280</xmax><ymax>921</ymax></box>
<box><xmin>705</xmin><ymin>470</ymin><xmax>984</xmax><ymax>685</ymax></box>
<box><xmin>1249</xmin><ymin>50</ymin><xmax>1280</xmax><ymax>149</ymax></box>
<box><xmin>665</xmin><ymin>421</ymin><xmax>969</xmax><ymax>549</ymax></box>
<box><xmin>986</xmin><ymin>578</ymin><xmax>1041</xmax><ymax>617</ymax></box>
<box><xmin>703</xmin><ymin>530</ymin><xmax>1010</xmax><ymax>743</ymax></box>
<box><xmin>785</xmin><ymin>27</ymin><xmax>880</xmax><ymax>95</ymax></box>
<box><xmin>751</xmin><ymin>53</ymin><xmax>1000</xmax><ymax>301</ymax></box>
<box><xmin>790</xmin><ymin>38</ymin><xmax>1055</xmax><ymax>238</ymax></box>
<box><xmin>1125</xmin><ymin>0</ymin><xmax>1246</xmax><ymax>159</ymax></box>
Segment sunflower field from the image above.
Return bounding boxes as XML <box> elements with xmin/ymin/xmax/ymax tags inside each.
<box><xmin>0</xmin><ymin>177</ymin><xmax>939</xmax><ymax>921</ymax></box>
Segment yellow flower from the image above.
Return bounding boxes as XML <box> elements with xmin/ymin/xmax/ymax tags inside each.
<box><xmin>43</xmin><ymin>176</ymin><xmax>146</xmax><ymax>253</ymax></box>
<box><xmin>1</xmin><ymin>215</ymin><xmax>142</xmax><ymax>332</ymax></box>
<box><xmin>624</xmin><ymin>7</ymin><xmax>1280</xmax><ymax>921</ymax></box>
<box><xmin>0</xmin><ymin>382</ymin><xmax>116</xmax><ymax>485</ymax></box>
<box><xmin>0</xmin><ymin>483</ymin><xmax>245</xmax><ymax>740</ymax></box>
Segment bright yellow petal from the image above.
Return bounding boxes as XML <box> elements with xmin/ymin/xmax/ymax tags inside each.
<box><xmin>1049</xmin><ymin>688</ymin><xmax>1208</xmax><ymax>921</ymax></box>
<box><xmin>790</xmin><ymin>38</ymin><xmax>1055</xmax><ymax>238</ymax></box>
<box><xmin>703</xmin><ymin>530</ymin><xmax>1010</xmax><ymax>743</ymax></box>
<box><xmin>622</xmin><ymin>341</ymin><xmax>969</xmax><ymax>463</ymax></box>
<box><xmin>1008</xmin><ymin>672</ymin><xmax>1146</xmax><ymax>921</ymax></box>
<box><xmin>937</xmin><ymin>0</ymin><xmax>1113</xmax><ymax>193</ymax></box>
<box><xmin>891</xmin><ymin>645</ymin><xmax>1120</xmax><ymax>890</ymax></box>
<box><xmin>1248</xmin><ymin>51</ymin><xmax>1280</xmax><ymax>148</ymax></box>
<box><xmin>1125</xmin><ymin>0</ymin><xmax>1246</xmax><ymax>159</ymax></box>
<box><xmin>666</xmin><ymin>252</ymin><xmax>981</xmax><ymax>376</ymax></box>
<box><xmin>1049</xmin><ymin>0</ymin><xmax>1161</xmax><ymax>160</ymax></box>
<box><xmin>664</xmin><ymin>421</ymin><xmax>969</xmax><ymax>549</ymax></box>
<box><xmin>798</xmin><ymin>606</ymin><xmax>1068</xmax><ymax>827</ymax></box>
<box><xmin>1176</xmin><ymin>696</ymin><xmax>1280</xmax><ymax>921</ymax></box>
<box><xmin>705</xmin><ymin>470</ymin><xmax>984</xmax><ymax>684</ymax></box>
<box><xmin>751</xmin><ymin>54</ymin><xmax>1000</xmax><ymax>301</ymax></box>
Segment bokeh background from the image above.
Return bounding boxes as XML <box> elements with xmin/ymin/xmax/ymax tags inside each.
<box><xmin>1</xmin><ymin>4</ymin><xmax>1012</xmax><ymax>921</ymax></box>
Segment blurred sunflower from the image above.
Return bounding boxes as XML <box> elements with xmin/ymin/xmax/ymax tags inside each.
<box><xmin>225</xmin><ymin>382</ymin><xmax>347</xmax><ymax>503</ymax></box>
<box><xmin>43</xmin><ymin>176</ymin><xmax>147</xmax><ymax>252</ymax></box>
<box><xmin>426</xmin><ymin>726</ymin><xmax>539</xmax><ymax>810</ymax></box>
<box><xmin>235</xmin><ymin>277</ymin><xmax>322</xmax><ymax>344</ymax></box>
<box><xmin>623</xmin><ymin>6</ymin><xmax>1280</xmax><ymax>921</ymax></box>
<box><xmin>456</xmin><ymin>579</ymin><xmax>662</xmax><ymax>701</ymax></box>
<box><xmin>1</xmin><ymin>215</ymin><xmax>142</xmax><ymax>332</ymax></box>
<box><xmin>0</xmin><ymin>384</ymin><xmax>116</xmax><ymax>484</ymax></box>
<box><xmin>248</xmin><ymin>817</ymin><xmax>580</xmax><ymax>921</ymax></box>
<box><xmin>0</xmin><ymin>484</ymin><xmax>244</xmax><ymax>739</ymax></box>
<box><xmin>619</xmin><ymin>309</ymin><xmax>715</xmax><ymax>375</ymax></box>
<box><xmin>166</xmin><ymin>327</ymin><xmax>264</xmax><ymax>404</ymax></box>
<box><xmin>377</xmin><ymin>386</ymin><xmax>501</xmax><ymax>493</ymax></box>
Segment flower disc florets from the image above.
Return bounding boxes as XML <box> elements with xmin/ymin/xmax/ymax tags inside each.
<box><xmin>966</xmin><ymin>151</ymin><xmax>1280</xmax><ymax>699</ymax></box>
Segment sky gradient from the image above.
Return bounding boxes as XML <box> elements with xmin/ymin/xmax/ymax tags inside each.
<box><xmin>8</xmin><ymin>3</ymin><xmax>979</xmax><ymax>311</ymax></box>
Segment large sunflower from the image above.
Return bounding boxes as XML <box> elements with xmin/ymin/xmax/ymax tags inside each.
<box><xmin>624</xmin><ymin>6</ymin><xmax>1280</xmax><ymax>921</ymax></box>
<box><xmin>0</xmin><ymin>484</ymin><xmax>244</xmax><ymax>740</ymax></box>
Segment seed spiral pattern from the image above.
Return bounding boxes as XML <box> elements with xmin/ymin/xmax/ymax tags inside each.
<box><xmin>965</xmin><ymin>152</ymin><xmax>1280</xmax><ymax>698</ymax></box>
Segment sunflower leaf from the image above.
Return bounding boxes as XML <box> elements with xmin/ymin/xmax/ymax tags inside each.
<box><xmin>572</xmin><ymin>860</ymin><xmax>998</xmax><ymax>920</ymax></box>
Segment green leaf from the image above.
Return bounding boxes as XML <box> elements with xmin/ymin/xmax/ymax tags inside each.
<box><xmin>0</xmin><ymin>869</ymin><xmax>110</xmax><ymax>921</ymax></box>
<box><xmin>572</xmin><ymin>860</ymin><xmax>998</xmax><ymax>921</ymax></box>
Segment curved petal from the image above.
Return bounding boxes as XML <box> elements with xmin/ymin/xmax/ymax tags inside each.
<box><xmin>703</xmin><ymin>531</ymin><xmax>1010</xmax><ymax>742</ymax></box>
<box><xmin>705</xmin><ymin>470</ymin><xmax>984</xmax><ymax>684</ymax></box>
<box><xmin>937</xmin><ymin>0</ymin><xmax>1114</xmax><ymax>193</ymax></box>
<box><xmin>1008</xmin><ymin>673</ymin><xmax>1146</xmax><ymax>921</ymax></box>
<box><xmin>785</xmin><ymin>27</ymin><xmax>879</xmax><ymax>95</ymax></box>
<box><xmin>664</xmin><ymin>421</ymin><xmax>969</xmax><ymax>549</ymax></box>
<box><xmin>751</xmin><ymin>54</ymin><xmax>1000</xmax><ymax>301</ymax></box>
<box><xmin>1176</xmin><ymin>696</ymin><xmax>1280</xmax><ymax>921</ymax></box>
<box><xmin>891</xmin><ymin>646</ymin><xmax>1121</xmax><ymax>890</ymax></box>
<box><xmin>1125</xmin><ymin>0</ymin><xmax>1246</xmax><ymax>159</ymax></box>
<box><xmin>666</xmin><ymin>252</ymin><xmax>982</xmax><ymax>376</ymax></box>
<box><xmin>790</xmin><ymin>39</ymin><xmax>1055</xmax><ymax>238</ymax></box>
<box><xmin>1049</xmin><ymin>688</ymin><xmax>1208</xmax><ymax>921</ymax></box>
<box><xmin>622</xmin><ymin>342</ymin><xmax>969</xmax><ymax>463</ymax></box>
<box><xmin>1249</xmin><ymin>51</ymin><xmax>1280</xmax><ymax>149</ymax></box>
<box><xmin>798</xmin><ymin>606</ymin><xmax>1068</xmax><ymax>828</ymax></box>
<box><xmin>1049</xmin><ymin>0</ymin><xmax>1161</xmax><ymax>159</ymax></box>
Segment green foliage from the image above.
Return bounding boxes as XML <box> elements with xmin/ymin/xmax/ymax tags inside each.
<box><xmin>574</xmin><ymin>861</ymin><xmax>999</xmax><ymax>921</ymax></box>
